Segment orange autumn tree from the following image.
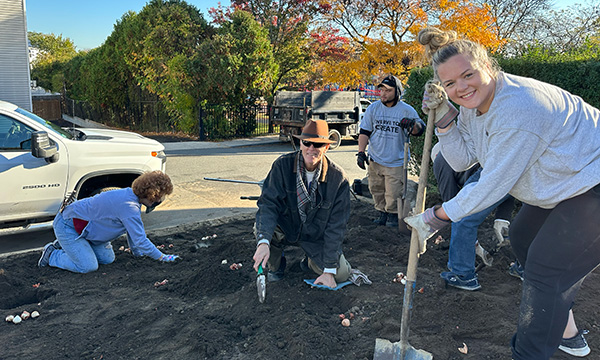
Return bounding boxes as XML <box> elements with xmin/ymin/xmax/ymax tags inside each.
<box><xmin>313</xmin><ymin>0</ymin><xmax>504</xmax><ymax>88</ymax></box>
<box><xmin>436</xmin><ymin>0</ymin><xmax>506</xmax><ymax>52</ymax></box>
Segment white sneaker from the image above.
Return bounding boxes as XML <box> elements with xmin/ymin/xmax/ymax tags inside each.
<box><xmin>558</xmin><ymin>330</ymin><xmax>591</xmax><ymax>357</ymax></box>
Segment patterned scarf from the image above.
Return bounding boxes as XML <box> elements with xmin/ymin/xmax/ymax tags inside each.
<box><xmin>296</xmin><ymin>154</ymin><xmax>321</xmax><ymax>223</ymax></box>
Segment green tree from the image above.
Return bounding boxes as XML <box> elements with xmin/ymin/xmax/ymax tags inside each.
<box><xmin>28</xmin><ymin>32</ymin><xmax>79</xmax><ymax>91</ymax></box>
<box><xmin>211</xmin><ymin>0</ymin><xmax>315</xmax><ymax>97</ymax></box>
<box><xmin>198</xmin><ymin>9</ymin><xmax>277</xmax><ymax>105</ymax></box>
<box><xmin>62</xmin><ymin>1</ymin><xmax>213</xmax><ymax>132</ymax></box>
<box><xmin>121</xmin><ymin>0</ymin><xmax>212</xmax><ymax>131</ymax></box>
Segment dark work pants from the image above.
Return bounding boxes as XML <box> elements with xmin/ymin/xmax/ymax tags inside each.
<box><xmin>510</xmin><ymin>183</ymin><xmax>600</xmax><ymax>359</ymax></box>
<box><xmin>433</xmin><ymin>153</ymin><xmax>479</xmax><ymax>202</ymax></box>
<box><xmin>433</xmin><ymin>153</ymin><xmax>514</xmax><ymax>220</ymax></box>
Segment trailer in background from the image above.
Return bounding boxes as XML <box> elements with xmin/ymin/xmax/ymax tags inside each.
<box><xmin>271</xmin><ymin>91</ymin><xmax>371</xmax><ymax>149</ymax></box>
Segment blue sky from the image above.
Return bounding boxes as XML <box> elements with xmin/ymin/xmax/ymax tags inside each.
<box><xmin>26</xmin><ymin>0</ymin><xmax>582</xmax><ymax>51</ymax></box>
<box><xmin>26</xmin><ymin>0</ymin><xmax>230</xmax><ymax>50</ymax></box>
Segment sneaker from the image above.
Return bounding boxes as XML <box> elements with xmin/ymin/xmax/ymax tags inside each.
<box><xmin>267</xmin><ymin>256</ymin><xmax>286</xmax><ymax>282</ymax></box>
<box><xmin>52</xmin><ymin>239</ymin><xmax>62</xmax><ymax>250</ymax></box>
<box><xmin>440</xmin><ymin>271</ymin><xmax>481</xmax><ymax>291</ymax></box>
<box><xmin>373</xmin><ymin>211</ymin><xmax>388</xmax><ymax>226</ymax></box>
<box><xmin>38</xmin><ymin>242</ymin><xmax>57</xmax><ymax>267</ymax></box>
<box><xmin>508</xmin><ymin>262</ymin><xmax>524</xmax><ymax>281</ymax></box>
<box><xmin>386</xmin><ymin>213</ymin><xmax>399</xmax><ymax>228</ymax></box>
<box><xmin>559</xmin><ymin>330</ymin><xmax>590</xmax><ymax>357</ymax></box>
<box><xmin>475</xmin><ymin>241</ymin><xmax>493</xmax><ymax>267</ymax></box>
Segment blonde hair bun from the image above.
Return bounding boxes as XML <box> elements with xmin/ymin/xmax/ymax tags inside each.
<box><xmin>418</xmin><ymin>28</ymin><xmax>457</xmax><ymax>60</ymax></box>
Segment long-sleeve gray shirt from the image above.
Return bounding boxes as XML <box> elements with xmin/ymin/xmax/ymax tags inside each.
<box><xmin>438</xmin><ymin>72</ymin><xmax>600</xmax><ymax>222</ymax></box>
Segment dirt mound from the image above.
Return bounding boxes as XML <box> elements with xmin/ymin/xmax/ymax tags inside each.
<box><xmin>0</xmin><ymin>198</ymin><xmax>596</xmax><ymax>359</ymax></box>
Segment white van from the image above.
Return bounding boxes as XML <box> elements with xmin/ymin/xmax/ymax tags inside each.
<box><xmin>0</xmin><ymin>100</ymin><xmax>167</xmax><ymax>229</ymax></box>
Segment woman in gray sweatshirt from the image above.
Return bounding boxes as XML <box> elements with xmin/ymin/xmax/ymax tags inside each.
<box><xmin>407</xmin><ymin>27</ymin><xmax>600</xmax><ymax>360</ymax></box>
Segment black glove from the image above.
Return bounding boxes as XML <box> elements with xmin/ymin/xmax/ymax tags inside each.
<box><xmin>400</xmin><ymin>118</ymin><xmax>416</xmax><ymax>130</ymax></box>
<box><xmin>356</xmin><ymin>151</ymin><xmax>369</xmax><ymax>170</ymax></box>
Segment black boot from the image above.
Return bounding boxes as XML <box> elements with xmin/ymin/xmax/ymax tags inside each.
<box><xmin>267</xmin><ymin>256</ymin><xmax>286</xmax><ymax>282</ymax></box>
<box><xmin>373</xmin><ymin>211</ymin><xmax>388</xmax><ymax>225</ymax></box>
<box><xmin>386</xmin><ymin>213</ymin><xmax>399</xmax><ymax>227</ymax></box>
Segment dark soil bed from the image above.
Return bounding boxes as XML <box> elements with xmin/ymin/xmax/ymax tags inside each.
<box><xmin>1</xmin><ymin>198</ymin><xmax>598</xmax><ymax>359</ymax></box>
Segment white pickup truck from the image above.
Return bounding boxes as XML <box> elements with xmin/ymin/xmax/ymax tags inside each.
<box><xmin>0</xmin><ymin>100</ymin><xmax>167</xmax><ymax>229</ymax></box>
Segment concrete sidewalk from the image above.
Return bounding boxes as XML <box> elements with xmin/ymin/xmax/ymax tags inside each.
<box><xmin>161</xmin><ymin>134</ymin><xmax>282</xmax><ymax>151</ymax></box>
<box><xmin>62</xmin><ymin>113</ymin><xmax>283</xmax><ymax>151</ymax></box>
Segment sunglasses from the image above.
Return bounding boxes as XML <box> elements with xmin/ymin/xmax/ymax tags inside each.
<box><xmin>301</xmin><ymin>140</ymin><xmax>327</xmax><ymax>148</ymax></box>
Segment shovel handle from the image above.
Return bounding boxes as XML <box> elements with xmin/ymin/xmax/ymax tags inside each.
<box><xmin>407</xmin><ymin>109</ymin><xmax>436</xmax><ymax>281</ymax></box>
<box><xmin>258</xmin><ymin>264</ymin><xmax>264</xmax><ymax>275</ymax></box>
<box><xmin>399</xmin><ymin>108</ymin><xmax>436</xmax><ymax>355</ymax></box>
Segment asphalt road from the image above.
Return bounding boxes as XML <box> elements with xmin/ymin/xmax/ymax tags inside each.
<box><xmin>0</xmin><ymin>138</ymin><xmax>369</xmax><ymax>256</ymax></box>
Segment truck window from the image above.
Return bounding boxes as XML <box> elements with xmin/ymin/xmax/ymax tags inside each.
<box><xmin>0</xmin><ymin>115</ymin><xmax>34</xmax><ymax>150</ymax></box>
<box><xmin>15</xmin><ymin>108</ymin><xmax>73</xmax><ymax>139</ymax></box>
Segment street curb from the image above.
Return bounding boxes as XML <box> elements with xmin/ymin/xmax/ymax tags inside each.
<box><xmin>147</xmin><ymin>212</ymin><xmax>256</xmax><ymax>238</ymax></box>
<box><xmin>0</xmin><ymin>197</ymin><xmax>372</xmax><ymax>259</ymax></box>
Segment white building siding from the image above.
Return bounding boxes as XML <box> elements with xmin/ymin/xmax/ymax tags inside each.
<box><xmin>0</xmin><ymin>0</ymin><xmax>32</xmax><ymax>110</ymax></box>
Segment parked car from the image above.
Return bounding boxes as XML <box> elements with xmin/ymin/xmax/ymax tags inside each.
<box><xmin>0</xmin><ymin>100</ymin><xmax>167</xmax><ymax>229</ymax></box>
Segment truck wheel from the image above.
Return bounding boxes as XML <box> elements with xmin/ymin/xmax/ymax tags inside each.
<box><xmin>328</xmin><ymin>129</ymin><xmax>342</xmax><ymax>150</ymax></box>
<box><xmin>89</xmin><ymin>187</ymin><xmax>121</xmax><ymax>197</ymax></box>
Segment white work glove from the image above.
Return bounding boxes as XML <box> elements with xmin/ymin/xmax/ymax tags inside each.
<box><xmin>493</xmin><ymin>219</ymin><xmax>510</xmax><ymax>247</ymax></box>
<box><xmin>475</xmin><ymin>241</ymin><xmax>493</xmax><ymax>267</ymax></box>
<box><xmin>404</xmin><ymin>206</ymin><xmax>451</xmax><ymax>254</ymax></box>
<box><xmin>422</xmin><ymin>80</ymin><xmax>459</xmax><ymax>129</ymax></box>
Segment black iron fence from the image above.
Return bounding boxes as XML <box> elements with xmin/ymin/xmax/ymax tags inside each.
<box><xmin>61</xmin><ymin>97</ymin><xmax>278</xmax><ymax>139</ymax></box>
<box><xmin>198</xmin><ymin>103</ymin><xmax>275</xmax><ymax>140</ymax></box>
<box><xmin>63</xmin><ymin>97</ymin><xmax>176</xmax><ymax>133</ymax></box>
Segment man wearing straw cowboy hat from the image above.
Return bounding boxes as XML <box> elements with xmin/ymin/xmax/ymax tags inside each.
<box><xmin>252</xmin><ymin>119</ymin><xmax>366</xmax><ymax>289</ymax></box>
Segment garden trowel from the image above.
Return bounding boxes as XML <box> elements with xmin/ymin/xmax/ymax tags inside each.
<box><xmin>257</xmin><ymin>264</ymin><xmax>266</xmax><ymax>303</ymax></box>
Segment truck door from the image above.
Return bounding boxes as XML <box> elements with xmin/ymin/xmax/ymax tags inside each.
<box><xmin>0</xmin><ymin>114</ymin><xmax>68</xmax><ymax>224</ymax></box>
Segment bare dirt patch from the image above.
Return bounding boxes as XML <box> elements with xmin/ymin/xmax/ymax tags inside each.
<box><xmin>1</xmin><ymin>198</ymin><xmax>598</xmax><ymax>359</ymax></box>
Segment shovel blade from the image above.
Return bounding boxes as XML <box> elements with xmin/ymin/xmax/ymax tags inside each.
<box><xmin>374</xmin><ymin>338</ymin><xmax>433</xmax><ymax>360</ymax></box>
<box><xmin>256</xmin><ymin>274</ymin><xmax>266</xmax><ymax>303</ymax></box>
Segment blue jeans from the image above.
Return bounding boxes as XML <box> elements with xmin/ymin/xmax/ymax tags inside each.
<box><xmin>447</xmin><ymin>169</ymin><xmax>510</xmax><ymax>277</ymax></box>
<box><xmin>50</xmin><ymin>213</ymin><xmax>115</xmax><ymax>273</ymax></box>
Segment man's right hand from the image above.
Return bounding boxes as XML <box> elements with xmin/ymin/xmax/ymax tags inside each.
<box><xmin>356</xmin><ymin>151</ymin><xmax>369</xmax><ymax>170</ymax></box>
<box><xmin>253</xmin><ymin>243</ymin><xmax>270</xmax><ymax>272</ymax></box>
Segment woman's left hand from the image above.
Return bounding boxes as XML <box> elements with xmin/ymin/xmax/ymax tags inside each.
<box><xmin>404</xmin><ymin>206</ymin><xmax>451</xmax><ymax>254</ymax></box>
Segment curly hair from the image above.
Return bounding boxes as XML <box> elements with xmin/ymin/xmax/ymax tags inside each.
<box><xmin>132</xmin><ymin>171</ymin><xmax>173</xmax><ymax>202</ymax></box>
<box><xmin>418</xmin><ymin>27</ymin><xmax>500</xmax><ymax>81</ymax></box>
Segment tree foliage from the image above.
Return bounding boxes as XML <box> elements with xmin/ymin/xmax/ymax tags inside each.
<box><xmin>511</xmin><ymin>2</ymin><xmax>600</xmax><ymax>56</ymax></box>
<box><xmin>119</xmin><ymin>0</ymin><xmax>211</xmax><ymax>130</ymax></box>
<box><xmin>28</xmin><ymin>31</ymin><xmax>78</xmax><ymax>65</ymax></box>
<box><xmin>198</xmin><ymin>9</ymin><xmax>277</xmax><ymax>105</ymax></box>
<box><xmin>210</xmin><ymin>0</ymin><xmax>317</xmax><ymax>95</ymax></box>
<box><xmin>314</xmin><ymin>0</ymin><xmax>504</xmax><ymax>87</ymax></box>
<box><xmin>28</xmin><ymin>32</ymin><xmax>79</xmax><ymax>91</ymax></box>
<box><xmin>473</xmin><ymin>0</ymin><xmax>551</xmax><ymax>55</ymax></box>
<box><xmin>61</xmin><ymin>0</ymin><xmax>213</xmax><ymax>132</ymax></box>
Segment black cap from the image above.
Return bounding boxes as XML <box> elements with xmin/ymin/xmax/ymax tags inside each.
<box><xmin>377</xmin><ymin>75</ymin><xmax>396</xmax><ymax>89</ymax></box>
